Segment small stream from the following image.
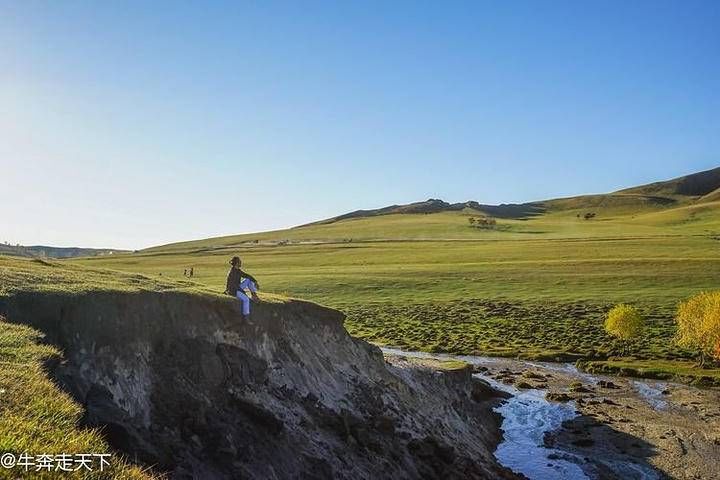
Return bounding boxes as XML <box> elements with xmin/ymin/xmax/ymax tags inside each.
<box><xmin>482</xmin><ymin>373</ymin><xmax>589</xmax><ymax>479</ymax></box>
<box><xmin>381</xmin><ymin>347</ymin><xmax>667</xmax><ymax>480</ymax></box>
<box><xmin>631</xmin><ymin>381</ymin><xmax>668</xmax><ymax>410</ymax></box>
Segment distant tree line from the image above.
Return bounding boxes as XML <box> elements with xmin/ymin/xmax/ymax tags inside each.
<box><xmin>605</xmin><ymin>291</ymin><xmax>720</xmax><ymax>368</ymax></box>
<box><xmin>1</xmin><ymin>243</ymin><xmax>37</xmax><ymax>256</ymax></box>
<box><xmin>467</xmin><ymin>216</ymin><xmax>497</xmax><ymax>229</ymax></box>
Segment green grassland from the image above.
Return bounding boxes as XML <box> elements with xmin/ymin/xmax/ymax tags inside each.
<box><xmin>68</xmin><ymin>184</ymin><xmax>720</xmax><ymax>385</ymax></box>
<box><xmin>79</xmin><ymin>233</ymin><xmax>720</xmax><ymax>306</ymax></box>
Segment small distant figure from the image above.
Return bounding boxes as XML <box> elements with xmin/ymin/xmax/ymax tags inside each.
<box><xmin>183</xmin><ymin>269</ymin><xmax>187</xmax><ymax>276</ymax></box>
<box><xmin>189</xmin><ymin>267</ymin><xmax>194</xmax><ymax>277</ymax></box>
<box><xmin>225</xmin><ymin>256</ymin><xmax>260</xmax><ymax>320</ymax></box>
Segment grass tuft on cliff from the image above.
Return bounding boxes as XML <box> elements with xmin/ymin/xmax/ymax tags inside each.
<box><xmin>0</xmin><ymin>256</ymin><xmax>293</xmax><ymax>305</ymax></box>
<box><xmin>0</xmin><ymin>256</ymin><xmax>214</xmax><ymax>297</ymax></box>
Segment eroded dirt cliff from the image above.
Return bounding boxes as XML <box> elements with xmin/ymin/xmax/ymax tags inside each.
<box><xmin>0</xmin><ymin>292</ymin><xmax>518</xmax><ymax>479</ymax></box>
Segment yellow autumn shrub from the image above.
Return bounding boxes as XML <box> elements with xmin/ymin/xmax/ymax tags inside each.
<box><xmin>676</xmin><ymin>291</ymin><xmax>720</xmax><ymax>363</ymax></box>
<box><xmin>605</xmin><ymin>304</ymin><xmax>644</xmax><ymax>340</ymax></box>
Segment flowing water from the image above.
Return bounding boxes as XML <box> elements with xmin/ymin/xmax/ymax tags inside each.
<box><xmin>480</xmin><ymin>373</ymin><xmax>590</xmax><ymax>479</ymax></box>
<box><xmin>381</xmin><ymin>347</ymin><xmax>667</xmax><ymax>480</ymax></box>
<box><xmin>631</xmin><ymin>381</ymin><xmax>668</xmax><ymax>410</ymax></box>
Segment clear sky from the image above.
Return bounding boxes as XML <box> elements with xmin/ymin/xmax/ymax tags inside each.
<box><xmin>1</xmin><ymin>1</ymin><xmax>718</xmax><ymax>249</ymax></box>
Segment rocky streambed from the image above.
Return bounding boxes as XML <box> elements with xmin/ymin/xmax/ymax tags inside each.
<box><xmin>381</xmin><ymin>348</ymin><xmax>720</xmax><ymax>480</ymax></box>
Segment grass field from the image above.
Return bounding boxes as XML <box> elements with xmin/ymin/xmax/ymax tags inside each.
<box><xmin>67</xmin><ymin>186</ymin><xmax>720</xmax><ymax>385</ymax></box>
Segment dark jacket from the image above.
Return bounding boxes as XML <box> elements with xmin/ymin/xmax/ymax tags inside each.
<box><xmin>225</xmin><ymin>267</ymin><xmax>258</xmax><ymax>295</ymax></box>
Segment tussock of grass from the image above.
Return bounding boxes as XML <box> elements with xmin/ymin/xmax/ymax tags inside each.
<box><xmin>578</xmin><ymin>359</ymin><xmax>720</xmax><ymax>387</ymax></box>
<box><xmin>405</xmin><ymin>357</ymin><xmax>471</xmax><ymax>372</ymax></box>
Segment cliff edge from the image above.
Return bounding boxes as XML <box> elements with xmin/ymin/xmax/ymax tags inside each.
<box><xmin>0</xmin><ymin>290</ymin><xmax>517</xmax><ymax>479</ymax></box>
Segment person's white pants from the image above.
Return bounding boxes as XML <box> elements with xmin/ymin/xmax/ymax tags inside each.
<box><xmin>236</xmin><ymin>279</ymin><xmax>258</xmax><ymax>316</ymax></box>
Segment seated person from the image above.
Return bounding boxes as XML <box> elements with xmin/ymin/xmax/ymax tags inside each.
<box><xmin>225</xmin><ymin>256</ymin><xmax>260</xmax><ymax>319</ymax></box>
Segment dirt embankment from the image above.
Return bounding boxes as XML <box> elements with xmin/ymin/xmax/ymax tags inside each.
<box><xmin>0</xmin><ymin>292</ymin><xmax>519</xmax><ymax>480</ymax></box>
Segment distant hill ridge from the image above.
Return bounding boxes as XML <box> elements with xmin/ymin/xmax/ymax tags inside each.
<box><xmin>0</xmin><ymin>244</ymin><xmax>126</xmax><ymax>259</ymax></box>
<box><xmin>616</xmin><ymin>166</ymin><xmax>720</xmax><ymax>197</ymax></box>
<box><xmin>309</xmin><ymin>199</ymin><xmax>546</xmax><ymax>225</ymax></box>
<box><xmin>699</xmin><ymin>187</ymin><xmax>720</xmax><ymax>204</ymax></box>
<box><xmin>312</xmin><ymin>166</ymin><xmax>720</xmax><ymax>224</ymax></box>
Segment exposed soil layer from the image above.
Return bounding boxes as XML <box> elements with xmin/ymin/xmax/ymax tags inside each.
<box><xmin>538</xmin><ymin>370</ymin><xmax>720</xmax><ymax>479</ymax></box>
<box><xmin>0</xmin><ymin>292</ymin><xmax>519</xmax><ymax>479</ymax></box>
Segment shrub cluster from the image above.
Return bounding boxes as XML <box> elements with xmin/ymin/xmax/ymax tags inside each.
<box><xmin>467</xmin><ymin>217</ymin><xmax>497</xmax><ymax>228</ymax></box>
<box><xmin>605</xmin><ymin>304</ymin><xmax>644</xmax><ymax>340</ymax></box>
<box><xmin>676</xmin><ymin>291</ymin><xmax>720</xmax><ymax>365</ymax></box>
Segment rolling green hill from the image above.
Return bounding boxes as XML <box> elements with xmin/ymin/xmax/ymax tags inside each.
<box><xmin>69</xmin><ymin>167</ymin><xmax>720</xmax><ymax>384</ymax></box>
<box><xmin>136</xmin><ymin>166</ymin><xmax>720</xmax><ymax>254</ymax></box>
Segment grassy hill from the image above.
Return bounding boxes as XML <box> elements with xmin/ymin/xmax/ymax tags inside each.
<box><xmin>699</xmin><ymin>187</ymin><xmax>720</xmax><ymax>204</ymax></box>
<box><xmin>137</xmin><ymin>196</ymin><xmax>720</xmax><ymax>255</ymax></box>
<box><xmin>134</xmin><ymin>166</ymin><xmax>720</xmax><ymax>253</ymax></box>
<box><xmin>70</xmin><ymin>167</ymin><xmax>720</xmax><ymax>383</ymax></box>
<box><xmin>615</xmin><ymin>166</ymin><xmax>720</xmax><ymax>197</ymax></box>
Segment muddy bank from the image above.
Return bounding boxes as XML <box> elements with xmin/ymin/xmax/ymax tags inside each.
<box><xmin>540</xmin><ymin>369</ymin><xmax>720</xmax><ymax>479</ymax></box>
<box><xmin>0</xmin><ymin>291</ymin><xmax>518</xmax><ymax>479</ymax></box>
<box><xmin>382</xmin><ymin>348</ymin><xmax>720</xmax><ymax>480</ymax></box>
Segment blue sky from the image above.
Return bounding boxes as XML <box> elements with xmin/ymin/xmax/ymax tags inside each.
<box><xmin>1</xmin><ymin>1</ymin><xmax>718</xmax><ymax>249</ymax></box>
